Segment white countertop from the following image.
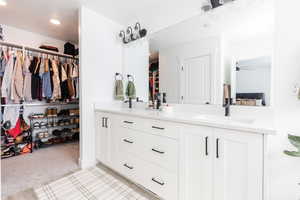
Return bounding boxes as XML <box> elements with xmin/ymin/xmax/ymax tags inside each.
<box><xmin>94</xmin><ymin>104</ymin><xmax>276</xmax><ymax>135</ymax></box>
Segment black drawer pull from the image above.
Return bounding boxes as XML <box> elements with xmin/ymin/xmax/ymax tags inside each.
<box><xmin>123</xmin><ymin>121</ymin><xmax>134</xmax><ymax>124</ymax></box>
<box><xmin>105</xmin><ymin>117</ymin><xmax>108</xmax><ymax>128</ymax></box>
<box><xmin>123</xmin><ymin>139</ymin><xmax>133</xmax><ymax>144</ymax></box>
<box><xmin>123</xmin><ymin>163</ymin><xmax>133</xmax><ymax>170</ymax></box>
<box><xmin>205</xmin><ymin>136</ymin><xmax>208</xmax><ymax>156</ymax></box>
<box><xmin>152</xmin><ymin>126</ymin><xmax>165</xmax><ymax>130</ymax></box>
<box><xmin>101</xmin><ymin>117</ymin><xmax>105</xmax><ymax>128</ymax></box>
<box><xmin>152</xmin><ymin>148</ymin><xmax>165</xmax><ymax>154</ymax></box>
<box><xmin>216</xmin><ymin>138</ymin><xmax>220</xmax><ymax>159</ymax></box>
<box><xmin>152</xmin><ymin>178</ymin><xmax>165</xmax><ymax>186</ymax></box>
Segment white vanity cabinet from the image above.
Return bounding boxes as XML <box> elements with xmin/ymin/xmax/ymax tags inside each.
<box><xmin>213</xmin><ymin>128</ymin><xmax>263</xmax><ymax>200</ymax></box>
<box><xmin>113</xmin><ymin>115</ymin><xmax>180</xmax><ymax>200</ymax></box>
<box><xmin>180</xmin><ymin>125</ymin><xmax>214</xmax><ymax>200</ymax></box>
<box><xmin>94</xmin><ymin>110</ymin><xmax>267</xmax><ymax>200</ymax></box>
<box><xmin>181</xmin><ymin>126</ymin><xmax>263</xmax><ymax>200</ymax></box>
<box><xmin>95</xmin><ymin>112</ymin><xmax>114</xmax><ymax>167</ymax></box>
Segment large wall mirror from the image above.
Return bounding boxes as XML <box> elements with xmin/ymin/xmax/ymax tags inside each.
<box><xmin>148</xmin><ymin>0</ymin><xmax>274</xmax><ymax>107</ymax></box>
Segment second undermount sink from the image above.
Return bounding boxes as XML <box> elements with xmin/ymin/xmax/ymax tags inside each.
<box><xmin>194</xmin><ymin>114</ymin><xmax>255</xmax><ymax>124</ymax></box>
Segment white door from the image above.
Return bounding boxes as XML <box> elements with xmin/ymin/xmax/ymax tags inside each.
<box><xmin>182</xmin><ymin>55</ymin><xmax>211</xmax><ymax>104</ymax></box>
<box><xmin>181</xmin><ymin>126</ymin><xmax>214</xmax><ymax>200</ymax></box>
<box><xmin>213</xmin><ymin>129</ymin><xmax>263</xmax><ymax>200</ymax></box>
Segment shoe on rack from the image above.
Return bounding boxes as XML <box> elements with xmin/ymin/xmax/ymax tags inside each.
<box><xmin>69</xmin><ymin>109</ymin><xmax>79</xmax><ymax>116</ymax></box>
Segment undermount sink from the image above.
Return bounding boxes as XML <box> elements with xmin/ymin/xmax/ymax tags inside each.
<box><xmin>194</xmin><ymin>114</ymin><xmax>255</xmax><ymax>124</ymax></box>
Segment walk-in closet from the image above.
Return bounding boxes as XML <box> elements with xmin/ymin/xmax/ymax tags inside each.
<box><xmin>0</xmin><ymin>1</ymin><xmax>80</xmax><ymax>198</ymax></box>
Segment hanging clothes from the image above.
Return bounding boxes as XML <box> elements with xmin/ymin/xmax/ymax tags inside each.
<box><xmin>60</xmin><ymin>63</ymin><xmax>69</xmax><ymax>100</ymax></box>
<box><xmin>65</xmin><ymin>63</ymin><xmax>75</xmax><ymax>99</ymax></box>
<box><xmin>48</xmin><ymin>58</ymin><xmax>54</xmax><ymax>97</ymax></box>
<box><xmin>42</xmin><ymin>58</ymin><xmax>52</xmax><ymax>99</ymax></box>
<box><xmin>68</xmin><ymin>64</ymin><xmax>75</xmax><ymax>99</ymax></box>
<box><xmin>51</xmin><ymin>59</ymin><xmax>61</xmax><ymax>100</ymax></box>
<box><xmin>31</xmin><ymin>57</ymin><xmax>43</xmax><ymax>101</ymax></box>
<box><xmin>71</xmin><ymin>62</ymin><xmax>79</xmax><ymax>99</ymax></box>
<box><xmin>1</xmin><ymin>44</ymin><xmax>79</xmax><ymax>103</ymax></box>
<box><xmin>0</xmin><ymin>48</ymin><xmax>8</xmax><ymax>99</ymax></box>
<box><xmin>23</xmin><ymin>55</ymin><xmax>32</xmax><ymax>101</ymax></box>
<box><xmin>0</xmin><ymin>47</ymin><xmax>8</xmax><ymax>77</ymax></box>
<box><xmin>11</xmin><ymin>51</ymin><xmax>24</xmax><ymax>103</ymax></box>
<box><xmin>1</xmin><ymin>51</ymin><xmax>15</xmax><ymax>102</ymax></box>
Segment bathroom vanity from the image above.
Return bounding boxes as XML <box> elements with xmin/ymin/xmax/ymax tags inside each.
<box><xmin>94</xmin><ymin>106</ymin><xmax>275</xmax><ymax>200</ymax></box>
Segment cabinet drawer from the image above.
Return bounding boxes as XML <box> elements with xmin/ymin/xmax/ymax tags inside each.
<box><xmin>146</xmin><ymin>120</ymin><xmax>180</xmax><ymax>139</ymax></box>
<box><xmin>117</xmin><ymin>127</ymin><xmax>140</xmax><ymax>155</ymax></box>
<box><xmin>116</xmin><ymin>153</ymin><xmax>142</xmax><ymax>184</ymax></box>
<box><xmin>117</xmin><ymin>116</ymin><xmax>145</xmax><ymax>130</ymax></box>
<box><xmin>142</xmin><ymin>161</ymin><xmax>178</xmax><ymax>200</ymax></box>
<box><xmin>142</xmin><ymin>133</ymin><xmax>178</xmax><ymax>172</ymax></box>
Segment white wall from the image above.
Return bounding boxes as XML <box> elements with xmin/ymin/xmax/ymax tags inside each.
<box><xmin>269</xmin><ymin>1</ymin><xmax>300</xmax><ymax>199</ymax></box>
<box><xmin>0</xmin><ymin>24</ymin><xmax>68</xmax><ymax>53</ymax></box>
<box><xmin>79</xmin><ymin>6</ymin><xmax>123</xmax><ymax>168</ymax></box>
<box><xmin>122</xmin><ymin>38</ymin><xmax>149</xmax><ymax>101</ymax></box>
<box><xmin>159</xmin><ymin>37</ymin><xmax>223</xmax><ymax>105</ymax></box>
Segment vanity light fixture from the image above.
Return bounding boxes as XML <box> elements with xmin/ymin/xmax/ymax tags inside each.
<box><xmin>50</xmin><ymin>19</ymin><xmax>61</xmax><ymax>25</ymax></box>
<box><xmin>119</xmin><ymin>22</ymin><xmax>147</xmax><ymax>44</ymax></box>
<box><xmin>0</xmin><ymin>0</ymin><xmax>7</xmax><ymax>6</ymax></box>
<box><xmin>119</xmin><ymin>30</ymin><xmax>128</xmax><ymax>44</ymax></box>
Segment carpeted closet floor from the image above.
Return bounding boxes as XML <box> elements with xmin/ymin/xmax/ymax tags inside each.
<box><xmin>1</xmin><ymin>142</ymin><xmax>80</xmax><ymax>199</ymax></box>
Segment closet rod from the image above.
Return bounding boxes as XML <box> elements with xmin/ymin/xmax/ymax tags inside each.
<box><xmin>0</xmin><ymin>41</ymin><xmax>78</xmax><ymax>60</ymax></box>
<box><xmin>0</xmin><ymin>102</ymin><xmax>79</xmax><ymax>107</ymax></box>
<box><xmin>25</xmin><ymin>47</ymin><xmax>77</xmax><ymax>60</ymax></box>
<box><xmin>0</xmin><ymin>41</ymin><xmax>23</xmax><ymax>49</ymax></box>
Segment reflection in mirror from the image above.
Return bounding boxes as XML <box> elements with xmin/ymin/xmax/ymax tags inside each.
<box><xmin>233</xmin><ymin>57</ymin><xmax>271</xmax><ymax>106</ymax></box>
<box><xmin>148</xmin><ymin>0</ymin><xmax>274</xmax><ymax>107</ymax></box>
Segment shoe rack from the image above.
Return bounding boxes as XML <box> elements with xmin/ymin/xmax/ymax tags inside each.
<box><xmin>29</xmin><ymin>107</ymin><xmax>80</xmax><ymax>149</ymax></box>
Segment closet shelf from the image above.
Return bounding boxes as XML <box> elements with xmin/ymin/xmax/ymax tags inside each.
<box><xmin>0</xmin><ymin>41</ymin><xmax>77</xmax><ymax>60</ymax></box>
<box><xmin>31</xmin><ymin>123</ymin><xmax>79</xmax><ymax>131</ymax></box>
<box><xmin>34</xmin><ymin>137</ymin><xmax>79</xmax><ymax>149</ymax></box>
<box><xmin>0</xmin><ymin>101</ymin><xmax>79</xmax><ymax>107</ymax></box>
<box><xmin>29</xmin><ymin>115</ymin><xmax>80</xmax><ymax>120</ymax></box>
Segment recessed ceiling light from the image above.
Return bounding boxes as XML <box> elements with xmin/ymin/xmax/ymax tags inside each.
<box><xmin>50</xmin><ymin>19</ymin><xmax>61</xmax><ymax>25</ymax></box>
<box><xmin>0</xmin><ymin>0</ymin><xmax>7</xmax><ymax>6</ymax></box>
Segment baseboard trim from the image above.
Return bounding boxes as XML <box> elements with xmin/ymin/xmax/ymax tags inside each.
<box><xmin>79</xmin><ymin>158</ymin><xmax>97</xmax><ymax>169</ymax></box>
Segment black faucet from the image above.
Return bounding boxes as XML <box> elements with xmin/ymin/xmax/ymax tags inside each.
<box><xmin>223</xmin><ymin>98</ymin><xmax>231</xmax><ymax>117</ymax></box>
<box><xmin>124</xmin><ymin>97</ymin><xmax>132</xmax><ymax>109</ymax></box>
<box><xmin>156</xmin><ymin>93</ymin><xmax>161</xmax><ymax>110</ymax></box>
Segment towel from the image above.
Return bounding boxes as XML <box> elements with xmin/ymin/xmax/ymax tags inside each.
<box><xmin>126</xmin><ymin>81</ymin><xmax>136</xmax><ymax>99</ymax></box>
<box><xmin>114</xmin><ymin>80</ymin><xmax>124</xmax><ymax>100</ymax></box>
<box><xmin>223</xmin><ymin>84</ymin><xmax>231</xmax><ymax>104</ymax></box>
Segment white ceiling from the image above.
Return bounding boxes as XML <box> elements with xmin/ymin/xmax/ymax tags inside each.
<box><xmin>0</xmin><ymin>0</ymin><xmax>273</xmax><ymax>46</ymax></box>
<box><xmin>0</xmin><ymin>0</ymin><xmax>81</xmax><ymax>43</ymax></box>
<box><xmin>0</xmin><ymin>0</ymin><xmax>210</xmax><ymax>43</ymax></box>
<box><xmin>83</xmin><ymin>0</ymin><xmax>209</xmax><ymax>34</ymax></box>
